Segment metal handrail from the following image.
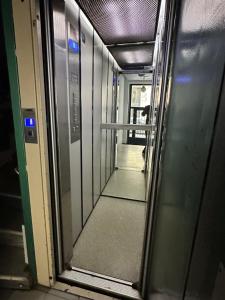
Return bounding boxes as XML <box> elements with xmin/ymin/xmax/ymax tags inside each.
<box><xmin>101</xmin><ymin>123</ymin><xmax>153</xmax><ymax>131</ymax></box>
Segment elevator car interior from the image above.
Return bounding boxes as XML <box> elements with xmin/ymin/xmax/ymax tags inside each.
<box><xmin>1</xmin><ymin>0</ymin><xmax>225</xmax><ymax>300</ymax></box>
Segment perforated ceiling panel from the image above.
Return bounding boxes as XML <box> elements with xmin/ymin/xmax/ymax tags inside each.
<box><xmin>109</xmin><ymin>44</ymin><xmax>154</xmax><ymax>69</ymax></box>
<box><xmin>76</xmin><ymin>0</ymin><xmax>160</xmax><ymax>69</ymax></box>
<box><xmin>76</xmin><ymin>0</ymin><xmax>159</xmax><ymax>45</ymax></box>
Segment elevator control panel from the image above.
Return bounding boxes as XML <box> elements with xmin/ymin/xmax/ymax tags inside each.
<box><xmin>68</xmin><ymin>23</ymin><xmax>81</xmax><ymax>143</ymax></box>
<box><xmin>22</xmin><ymin>109</ymin><xmax>38</xmax><ymax>144</ymax></box>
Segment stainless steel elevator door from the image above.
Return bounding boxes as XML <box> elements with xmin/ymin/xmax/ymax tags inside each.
<box><xmin>52</xmin><ymin>0</ymin><xmax>73</xmax><ymax>266</ymax></box>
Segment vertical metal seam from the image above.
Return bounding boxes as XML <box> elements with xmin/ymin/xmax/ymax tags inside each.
<box><xmin>109</xmin><ymin>60</ymin><xmax>114</xmax><ymax>174</ymax></box>
<box><xmin>99</xmin><ymin>42</ymin><xmax>103</xmax><ymax>196</ymax></box>
<box><xmin>40</xmin><ymin>0</ymin><xmax>64</xmax><ymax>274</ymax></box>
<box><xmin>140</xmin><ymin>0</ymin><xmax>177</xmax><ymax>296</ymax></box>
<box><xmin>105</xmin><ymin>51</ymin><xmax>109</xmax><ymax>183</ymax></box>
<box><xmin>91</xmin><ymin>30</ymin><xmax>94</xmax><ymax>208</ymax></box>
<box><xmin>78</xmin><ymin>8</ymin><xmax>84</xmax><ymax>227</ymax></box>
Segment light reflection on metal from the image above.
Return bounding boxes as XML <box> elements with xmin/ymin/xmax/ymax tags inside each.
<box><xmin>181</xmin><ymin>1</ymin><xmax>225</xmax><ymax>33</ymax></box>
<box><xmin>175</xmin><ymin>75</ymin><xmax>192</xmax><ymax>84</ymax></box>
<box><xmin>68</xmin><ymin>38</ymin><xmax>79</xmax><ymax>53</ymax></box>
<box><xmin>109</xmin><ymin>44</ymin><xmax>154</xmax><ymax>68</ymax></box>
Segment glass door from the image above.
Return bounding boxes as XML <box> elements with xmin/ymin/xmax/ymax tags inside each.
<box><xmin>128</xmin><ymin>84</ymin><xmax>152</xmax><ymax>145</ymax></box>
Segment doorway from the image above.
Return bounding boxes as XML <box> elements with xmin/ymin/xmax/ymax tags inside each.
<box><xmin>128</xmin><ymin>85</ymin><xmax>152</xmax><ymax>146</ymax></box>
<box><xmin>41</xmin><ymin>0</ymin><xmax>167</xmax><ymax>298</ymax></box>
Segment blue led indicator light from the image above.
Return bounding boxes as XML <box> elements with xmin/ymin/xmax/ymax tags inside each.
<box><xmin>68</xmin><ymin>39</ymin><xmax>79</xmax><ymax>53</ymax></box>
<box><xmin>24</xmin><ymin>118</ymin><xmax>35</xmax><ymax>128</ymax></box>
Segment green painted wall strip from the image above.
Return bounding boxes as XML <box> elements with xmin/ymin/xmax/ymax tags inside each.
<box><xmin>0</xmin><ymin>0</ymin><xmax>37</xmax><ymax>280</ymax></box>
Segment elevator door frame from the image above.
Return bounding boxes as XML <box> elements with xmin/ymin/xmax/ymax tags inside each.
<box><xmin>41</xmin><ymin>1</ymin><xmax>145</xmax><ymax>297</ymax></box>
<box><xmin>39</xmin><ymin>0</ymin><xmax>172</xmax><ymax>299</ymax></box>
<box><xmin>127</xmin><ymin>84</ymin><xmax>151</xmax><ymax>146</ymax></box>
<box><xmin>0</xmin><ymin>0</ymin><xmax>37</xmax><ymax>281</ymax></box>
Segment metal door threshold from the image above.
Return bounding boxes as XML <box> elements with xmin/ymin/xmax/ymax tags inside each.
<box><xmin>58</xmin><ymin>267</ymin><xmax>142</xmax><ymax>299</ymax></box>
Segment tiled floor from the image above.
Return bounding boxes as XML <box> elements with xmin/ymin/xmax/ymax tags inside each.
<box><xmin>102</xmin><ymin>169</ymin><xmax>146</xmax><ymax>201</ymax></box>
<box><xmin>116</xmin><ymin>144</ymin><xmax>145</xmax><ymax>171</ymax></box>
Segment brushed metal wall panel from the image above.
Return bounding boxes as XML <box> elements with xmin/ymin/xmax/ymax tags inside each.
<box><xmin>185</xmin><ymin>40</ymin><xmax>225</xmax><ymax>300</ymax></box>
<box><xmin>80</xmin><ymin>12</ymin><xmax>94</xmax><ymax>224</ymax></box>
<box><xmin>106</xmin><ymin>56</ymin><xmax>114</xmax><ymax>181</ymax></box>
<box><xmin>65</xmin><ymin>0</ymin><xmax>82</xmax><ymax>243</ymax></box>
<box><xmin>93</xmin><ymin>32</ymin><xmax>103</xmax><ymax>205</ymax></box>
<box><xmin>149</xmin><ymin>0</ymin><xmax>225</xmax><ymax>298</ymax></box>
<box><xmin>101</xmin><ymin>47</ymin><xmax>109</xmax><ymax>190</ymax></box>
<box><xmin>52</xmin><ymin>0</ymin><xmax>73</xmax><ymax>265</ymax></box>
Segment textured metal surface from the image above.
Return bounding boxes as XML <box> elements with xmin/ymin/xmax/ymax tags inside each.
<box><xmin>59</xmin><ymin>269</ymin><xmax>141</xmax><ymax>299</ymax></box>
<box><xmin>53</xmin><ymin>0</ymin><xmax>73</xmax><ymax>265</ymax></box>
<box><xmin>65</xmin><ymin>0</ymin><xmax>82</xmax><ymax>244</ymax></box>
<box><xmin>101</xmin><ymin>123</ymin><xmax>152</xmax><ymax>131</ymax></box>
<box><xmin>80</xmin><ymin>11</ymin><xmax>94</xmax><ymax>224</ymax></box>
<box><xmin>76</xmin><ymin>0</ymin><xmax>159</xmax><ymax>69</ymax></box>
<box><xmin>93</xmin><ymin>32</ymin><xmax>103</xmax><ymax>205</ymax></box>
<box><xmin>76</xmin><ymin>0</ymin><xmax>159</xmax><ymax>45</ymax></box>
<box><xmin>109</xmin><ymin>44</ymin><xmax>154</xmax><ymax>69</ymax></box>
<box><xmin>148</xmin><ymin>0</ymin><xmax>225</xmax><ymax>298</ymax></box>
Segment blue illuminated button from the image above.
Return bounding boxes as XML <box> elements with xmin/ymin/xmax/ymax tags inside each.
<box><xmin>24</xmin><ymin>118</ymin><xmax>35</xmax><ymax>128</ymax></box>
<box><xmin>68</xmin><ymin>38</ymin><xmax>79</xmax><ymax>53</ymax></box>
